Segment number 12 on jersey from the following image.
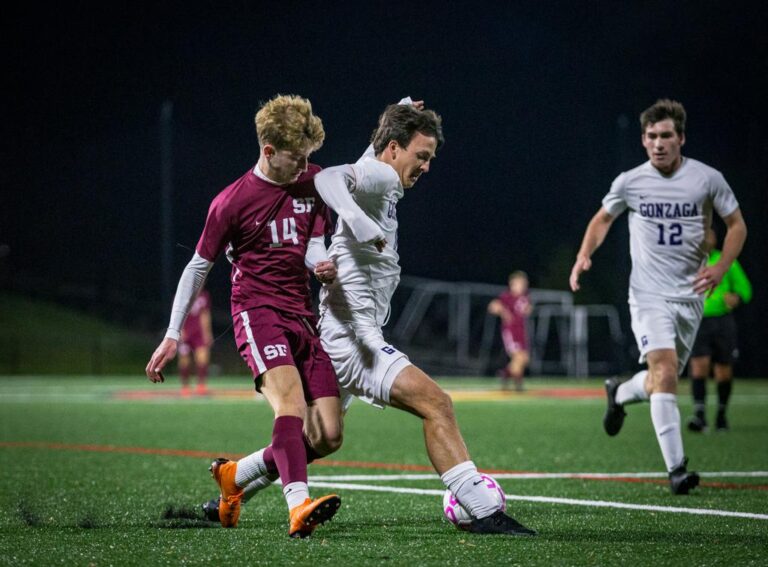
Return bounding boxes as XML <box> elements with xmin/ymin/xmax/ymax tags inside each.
<box><xmin>657</xmin><ymin>222</ymin><xmax>682</xmax><ymax>246</ymax></box>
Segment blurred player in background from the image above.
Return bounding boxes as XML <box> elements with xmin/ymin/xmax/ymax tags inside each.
<box><xmin>146</xmin><ymin>94</ymin><xmax>342</xmax><ymax>538</ymax></box>
<box><xmin>569</xmin><ymin>99</ymin><xmax>747</xmax><ymax>495</ymax></box>
<box><xmin>177</xmin><ymin>287</ymin><xmax>213</xmax><ymax>396</ymax></box>
<box><xmin>688</xmin><ymin>228</ymin><xmax>752</xmax><ymax>432</ymax></box>
<box><xmin>488</xmin><ymin>270</ymin><xmax>533</xmax><ymax>391</ymax></box>
<box><xmin>206</xmin><ymin>98</ymin><xmax>536</xmax><ymax>536</ymax></box>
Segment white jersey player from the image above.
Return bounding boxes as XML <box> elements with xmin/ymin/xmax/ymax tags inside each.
<box><xmin>570</xmin><ymin>99</ymin><xmax>747</xmax><ymax>495</ymax></box>
<box><xmin>316</xmin><ymin>145</ymin><xmax>409</xmax><ymax>408</ymax></box>
<box><xmin>206</xmin><ymin>99</ymin><xmax>536</xmax><ymax>536</ymax></box>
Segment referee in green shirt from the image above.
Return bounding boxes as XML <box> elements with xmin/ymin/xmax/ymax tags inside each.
<box><xmin>688</xmin><ymin>229</ymin><xmax>752</xmax><ymax>432</ymax></box>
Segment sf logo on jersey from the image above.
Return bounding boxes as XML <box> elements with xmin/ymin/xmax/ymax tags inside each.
<box><xmin>293</xmin><ymin>198</ymin><xmax>315</xmax><ymax>214</ymax></box>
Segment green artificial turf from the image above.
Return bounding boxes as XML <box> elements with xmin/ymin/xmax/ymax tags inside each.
<box><xmin>1</xmin><ymin>376</ymin><xmax>766</xmax><ymax>566</ymax></box>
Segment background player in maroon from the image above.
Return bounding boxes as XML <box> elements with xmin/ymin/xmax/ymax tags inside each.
<box><xmin>177</xmin><ymin>287</ymin><xmax>213</xmax><ymax>396</ymax></box>
<box><xmin>488</xmin><ymin>271</ymin><xmax>533</xmax><ymax>391</ymax></box>
<box><xmin>145</xmin><ymin>94</ymin><xmax>341</xmax><ymax>538</ymax></box>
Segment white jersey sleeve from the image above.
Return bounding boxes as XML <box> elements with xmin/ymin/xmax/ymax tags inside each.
<box><xmin>315</xmin><ymin>166</ymin><xmax>385</xmax><ymax>244</ymax></box>
<box><xmin>601</xmin><ymin>172</ymin><xmax>628</xmax><ymax>217</ymax></box>
<box><xmin>325</xmin><ymin>157</ymin><xmax>404</xmax><ymax>288</ymax></box>
<box><xmin>710</xmin><ymin>170</ymin><xmax>739</xmax><ymax>218</ymax></box>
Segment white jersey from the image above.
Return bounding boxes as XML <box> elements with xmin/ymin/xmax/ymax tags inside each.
<box><xmin>327</xmin><ymin>156</ymin><xmax>403</xmax><ymax>290</ymax></box>
<box><xmin>602</xmin><ymin>157</ymin><xmax>739</xmax><ymax>301</ymax></box>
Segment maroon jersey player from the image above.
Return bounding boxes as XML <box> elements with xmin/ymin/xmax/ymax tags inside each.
<box><xmin>178</xmin><ymin>288</ymin><xmax>213</xmax><ymax>396</ymax></box>
<box><xmin>488</xmin><ymin>271</ymin><xmax>533</xmax><ymax>391</ymax></box>
<box><xmin>146</xmin><ymin>94</ymin><xmax>341</xmax><ymax>538</ymax></box>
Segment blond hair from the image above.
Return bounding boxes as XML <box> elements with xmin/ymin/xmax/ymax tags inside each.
<box><xmin>254</xmin><ymin>94</ymin><xmax>325</xmax><ymax>152</ymax></box>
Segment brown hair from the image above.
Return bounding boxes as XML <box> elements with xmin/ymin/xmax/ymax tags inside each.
<box><xmin>370</xmin><ymin>104</ymin><xmax>444</xmax><ymax>155</ymax></box>
<box><xmin>639</xmin><ymin>99</ymin><xmax>686</xmax><ymax>136</ymax></box>
<box><xmin>254</xmin><ymin>94</ymin><xmax>325</xmax><ymax>152</ymax></box>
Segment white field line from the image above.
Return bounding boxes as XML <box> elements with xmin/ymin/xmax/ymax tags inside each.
<box><xmin>308</xmin><ymin>471</ymin><xmax>768</xmax><ymax>481</ymax></box>
<box><xmin>306</xmin><ymin>481</ymin><xmax>768</xmax><ymax>521</ymax></box>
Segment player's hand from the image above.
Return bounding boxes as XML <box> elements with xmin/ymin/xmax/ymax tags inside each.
<box><xmin>411</xmin><ymin>100</ymin><xmax>425</xmax><ymax>111</ymax></box>
<box><xmin>145</xmin><ymin>338</ymin><xmax>178</xmax><ymax>383</ymax></box>
<box><xmin>314</xmin><ymin>260</ymin><xmax>337</xmax><ymax>284</ymax></box>
<box><xmin>374</xmin><ymin>238</ymin><xmax>388</xmax><ymax>252</ymax></box>
<box><xmin>693</xmin><ymin>263</ymin><xmax>727</xmax><ymax>296</ymax></box>
<box><xmin>569</xmin><ymin>256</ymin><xmax>591</xmax><ymax>292</ymax></box>
<box><xmin>724</xmin><ymin>292</ymin><xmax>741</xmax><ymax>310</ymax></box>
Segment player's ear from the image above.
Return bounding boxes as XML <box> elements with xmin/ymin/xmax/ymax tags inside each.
<box><xmin>679</xmin><ymin>133</ymin><xmax>686</xmax><ymax>147</ymax></box>
<box><xmin>263</xmin><ymin>144</ymin><xmax>276</xmax><ymax>158</ymax></box>
<box><xmin>388</xmin><ymin>140</ymin><xmax>400</xmax><ymax>159</ymax></box>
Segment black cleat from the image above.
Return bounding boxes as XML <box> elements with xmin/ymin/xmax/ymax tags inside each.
<box><xmin>603</xmin><ymin>377</ymin><xmax>626</xmax><ymax>436</ymax></box>
<box><xmin>687</xmin><ymin>413</ymin><xmax>708</xmax><ymax>433</ymax></box>
<box><xmin>201</xmin><ymin>497</ymin><xmax>221</xmax><ymax>522</ymax></box>
<box><xmin>468</xmin><ymin>511</ymin><xmax>537</xmax><ymax>536</ymax></box>
<box><xmin>669</xmin><ymin>458</ymin><xmax>700</xmax><ymax>495</ymax></box>
<box><xmin>716</xmin><ymin>411</ymin><xmax>729</xmax><ymax>431</ymax></box>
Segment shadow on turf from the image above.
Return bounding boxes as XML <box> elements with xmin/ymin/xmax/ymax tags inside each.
<box><xmin>17</xmin><ymin>501</ymin><xmax>102</xmax><ymax>529</ymax></box>
<box><xmin>153</xmin><ymin>504</ymin><xmax>218</xmax><ymax>529</ymax></box>
<box><xmin>17</xmin><ymin>501</ymin><xmax>42</xmax><ymax>527</ymax></box>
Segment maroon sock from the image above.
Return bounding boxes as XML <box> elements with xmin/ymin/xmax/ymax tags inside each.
<box><xmin>180</xmin><ymin>366</ymin><xmax>190</xmax><ymax>386</ymax></box>
<box><xmin>197</xmin><ymin>364</ymin><xmax>208</xmax><ymax>386</ymax></box>
<box><xmin>268</xmin><ymin>416</ymin><xmax>308</xmax><ymax>485</ymax></box>
<box><xmin>263</xmin><ymin>434</ymin><xmax>323</xmax><ymax>474</ymax></box>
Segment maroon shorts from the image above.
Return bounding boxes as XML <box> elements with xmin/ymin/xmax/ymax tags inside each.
<box><xmin>233</xmin><ymin>306</ymin><xmax>339</xmax><ymax>402</ymax></box>
<box><xmin>502</xmin><ymin>327</ymin><xmax>528</xmax><ymax>354</ymax></box>
<box><xmin>179</xmin><ymin>329</ymin><xmax>209</xmax><ymax>355</ymax></box>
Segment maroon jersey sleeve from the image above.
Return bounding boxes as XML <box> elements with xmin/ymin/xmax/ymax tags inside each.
<box><xmin>196</xmin><ymin>190</ymin><xmax>235</xmax><ymax>262</ymax></box>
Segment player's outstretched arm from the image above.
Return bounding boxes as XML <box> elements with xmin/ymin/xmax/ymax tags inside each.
<box><xmin>569</xmin><ymin>207</ymin><xmax>615</xmax><ymax>292</ymax></box>
<box><xmin>694</xmin><ymin>208</ymin><xmax>747</xmax><ymax>295</ymax></box>
<box><xmin>145</xmin><ymin>252</ymin><xmax>213</xmax><ymax>382</ymax></box>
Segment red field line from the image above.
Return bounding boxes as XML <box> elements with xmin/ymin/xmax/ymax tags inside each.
<box><xmin>2</xmin><ymin>441</ymin><xmax>765</xmax><ymax>491</ymax></box>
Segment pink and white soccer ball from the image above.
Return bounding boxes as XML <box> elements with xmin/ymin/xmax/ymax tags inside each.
<box><xmin>442</xmin><ymin>474</ymin><xmax>506</xmax><ymax>529</ymax></box>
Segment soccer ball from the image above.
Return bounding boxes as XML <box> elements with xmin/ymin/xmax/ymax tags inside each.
<box><xmin>442</xmin><ymin>474</ymin><xmax>506</xmax><ymax>529</ymax></box>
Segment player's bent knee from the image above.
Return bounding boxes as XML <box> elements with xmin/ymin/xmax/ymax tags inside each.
<box><xmin>318</xmin><ymin>430</ymin><xmax>344</xmax><ymax>456</ymax></box>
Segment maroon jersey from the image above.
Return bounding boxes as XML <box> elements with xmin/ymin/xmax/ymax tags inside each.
<box><xmin>196</xmin><ymin>164</ymin><xmax>331</xmax><ymax>317</ymax></box>
<box><xmin>498</xmin><ymin>291</ymin><xmax>530</xmax><ymax>335</ymax></box>
<box><xmin>181</xmin><ymin>289</ymin><xmax>211</xmax><ymax>348</ymax></box>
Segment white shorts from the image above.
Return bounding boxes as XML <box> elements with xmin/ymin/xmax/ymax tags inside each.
<box><xmin>318</xmin><ymin>283</ymin><xmax>411</xmax><ymax>409</ymax></box>
<box><xmin>628</xmin><ymin>290</ymin><xmax>703</xmax><ymax>375</ymax></box>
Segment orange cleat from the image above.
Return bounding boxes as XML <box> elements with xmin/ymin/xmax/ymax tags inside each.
<box><xmin>288</xmin><ymin>494</ymin><xmax>341</xmax><ymax>538</ymax></box>
<box><xmin>209</xmin><ymin>458</ymin><xmax>244</xmax><ymax>528</ymax></box>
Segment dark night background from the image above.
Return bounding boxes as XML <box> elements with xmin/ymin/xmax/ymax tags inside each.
<box><xmin>3</xmin><ymin>2</ymin><xmax>767</xmax><ymax>375</ymax></box>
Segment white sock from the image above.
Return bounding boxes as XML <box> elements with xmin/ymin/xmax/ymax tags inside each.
<box><xmin>234</xmin><ymin>448</ymin><xmax>269</xmax><ymax>486</ymax></box>
<box><xmin>242</xmin><ymin>473</ymin><xmax>279</xmax><ymax>504</ymax></box>
<box><xmin>283</xmin><ymin>481</ymin><xmax>310</xmax><ymax>510</ymax></box>
<box><xmin>440</xmin><ymin>461</ymin><xmax>497</xmax><ymax>520</ymax></box>
<box><xmin>616</xmin><ymin>370</ymin><xmax>650</xmax><ymax>405</ymax></box>
<box><xmin>650</xmin><ymin>393</ymin><xmax>685</xmax><ymax>472</ymax></box>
